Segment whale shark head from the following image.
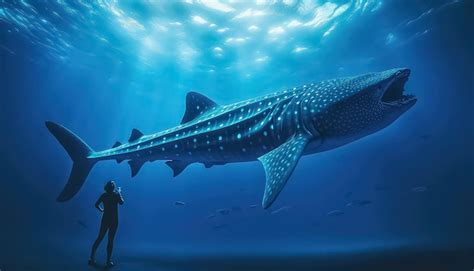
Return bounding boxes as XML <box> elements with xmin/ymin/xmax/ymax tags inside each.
<box><xmin>376</xmin><ymin>68</ymin><xmax>417</xmax><ymax>111</ymax></box>
<box><xmin>352</xmin><ymin>67</ymin><xmax>417</xmax><ymax>116</ymax></box>
<box><xmin>357</xmin><ymin>67</ymin><xmax>417</xmax><ymax>133</ymax></box>
<box><xmin>305</xmin><ymin>68</ymin><xmax>417</xmax><ymax>144</ymax></box>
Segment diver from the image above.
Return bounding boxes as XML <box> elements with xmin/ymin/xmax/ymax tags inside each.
<box><xmin>88</xmin><ymin>180</ymin><xmax>124</xmax><ymax>267</ymax></box>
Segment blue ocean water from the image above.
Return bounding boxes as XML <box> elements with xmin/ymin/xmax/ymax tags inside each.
<box><xmin>0</xmin><ymin>0</ymin><xmax>473</xmax><ymax>270</ymax></box>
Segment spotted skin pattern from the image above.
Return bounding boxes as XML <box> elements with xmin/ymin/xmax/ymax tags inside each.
<box><xmin>259</xmin><ymin>133</ymin><xmax>311</xmax><ymax>208</ymax></box>
<box><xmin>47</xmin><ymin>68</ymin><xmax>416</xmax><ymax>207</ymax></box>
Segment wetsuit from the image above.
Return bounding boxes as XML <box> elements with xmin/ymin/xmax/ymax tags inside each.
<box><xmin>91</xmin><ymin>191</ymin><xmax>124</xmax><ymax>262</ymax></box>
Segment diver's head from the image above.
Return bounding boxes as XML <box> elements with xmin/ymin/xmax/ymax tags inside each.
<box><xmin>104</xmin><ymin>180</ymin><xmax>116</xmax><ymax>193</ymax></box>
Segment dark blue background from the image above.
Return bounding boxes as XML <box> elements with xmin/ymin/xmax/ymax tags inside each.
<box><xmin>1</xmin><ymin>0</ymin><xmax>473</xmax><ymax>270</ymax></box>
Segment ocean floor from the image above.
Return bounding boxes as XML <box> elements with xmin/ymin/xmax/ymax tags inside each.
<box><xmin>2</xmin><ymin>244</ymin><xmax>473</xmax><ymax>271</ymax></box>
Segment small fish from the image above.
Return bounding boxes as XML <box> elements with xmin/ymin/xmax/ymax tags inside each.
<box><xmin>249</xmin><ymin>204</ymin><xmax>258</xmax><ymax>208</ymax></box>
<box><xmin>327</xmin><ymin>210</ymin><xmax>344</xmax><ymax>216</ymax></box>
<box><xmin>270</xmin><ymin>206</ymin><xmax>291</xmax><ymax>214</ymax></box>
<box><xmin>411</xmin><ymin>186</ymin><xmax>427</xmax><ymax>192</ymax></box>
<box><xmin>207</xmin><ymin>214</ymin><xmax>216</xmax><ymax>219</ymax></box>
<box><xmin>346</xmin><ymin>200</ymin><xmax>372</xmax><ymax>207</ymax></box>
<box><xmin>174</xmin><ymin>201</ymin><xmax>186</xmax><ymax>206</ymax></box>
<box><xmin>77</xmin><ymin>220</ymin><xmax>87</xmax><ymax>229</ymax></box>
<box><xmin>217</xmin><ymin>208</ymin><xmax>231</xmax><ymax>215</ymax></box>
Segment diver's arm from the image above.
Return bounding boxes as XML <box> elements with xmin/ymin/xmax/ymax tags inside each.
<box><xmin>95</xmin><ymin>195</ymin><xmax>104</xmax><ymax>212</ymax></box>
<box><xmin>116</xmin><ymin>188</ymin><xmax>124</xmax><ymax>205</ymax></box>
<box><xmin>117</xmin><ymin>191</ymin><xmax>124</xmax><ymax>205</ymax></box>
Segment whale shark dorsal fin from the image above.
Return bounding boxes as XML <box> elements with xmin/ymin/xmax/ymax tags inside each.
<box><xmin>128</xmin><ymin>128</ymin><xmax>143</xmax><ymax>142</ymax></box>
<box><xmin>112</xmin><ymin>141</ymin><xmax>122</xmax><ymax>148</ymax></box>
<box><xmin>128</xmin><ymin>160</ymin><xmax>146</xmax><ymax>177</ymax></box>
<box><xmin>181</xmin><ymin>91</ymin><xmax>219</xmax><ymax>124</ymax></box>
<box><xmin>258</xmin><ymin>133</ymin><xmax>312</xmax><ymax>209</ymax></box>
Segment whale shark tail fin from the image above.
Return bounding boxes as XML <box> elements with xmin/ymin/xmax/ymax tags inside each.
<box><xmin>45</xmin><ymin>121</ymin><xmax>97</xmax><ymax>202</ymax></box>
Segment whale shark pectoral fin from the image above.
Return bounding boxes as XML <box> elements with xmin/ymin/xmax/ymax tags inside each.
<box><xmin>166</xmin><ymin>160</ymin><xmax>192</xmax><ymax>177</ymax></box>
<box><xmin>258</xmin><ymin>133</ymin><xmax>312</xmax><ymax>209</ymax></box>
<box><xmin>128</xmin><ymin>160</ymin><xmax>146</xmax><ymax>177</ymax></box>
<box><xmin>181</xmin><ymin>91</ymin><xmax>219</xmax><ymax>124</ymax></box>
<box><xmin>128</xmin><ymin>128</ymin><xmax>143</xmax><ymax>142</ymax></box>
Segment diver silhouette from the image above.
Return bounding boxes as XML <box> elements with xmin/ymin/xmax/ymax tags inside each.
<box><xmin>89</xmin><ymin>180</ymin><xmax>124</xmax><ymax>267</ymax></box>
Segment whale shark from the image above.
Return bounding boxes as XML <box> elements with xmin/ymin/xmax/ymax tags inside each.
<box><xmin>46</xmin><ymin>68</ymin><xmax>416</xmax><ymax>208</ymax></box>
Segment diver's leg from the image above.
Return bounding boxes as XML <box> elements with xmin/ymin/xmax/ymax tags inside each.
<box><xmin>89</xmin><ymin>218</ymin><xmax>108</xmax><ymax>264</ymax></box>
<box><xmin>106</xmin><ymin>220</ymin><xmax>118</xmax><ymax>266</ymax></box>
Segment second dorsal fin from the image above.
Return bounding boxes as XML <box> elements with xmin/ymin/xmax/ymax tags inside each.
<box><xmin>128</xmin><ymin>128</ymin><xmax>143</xmax><ymax>142</ymax></box>
<box><xmin>181</xmin><ymin>91</ymin><xmax>218</xmax><ymax>124</ymax></box>
<box><xmin>112</xmin><ymin>141</ymin><xmax>122</xmax><ymax>148</ymax></box>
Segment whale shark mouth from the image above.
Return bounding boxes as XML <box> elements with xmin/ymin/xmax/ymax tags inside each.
<box><xmin>381</xmin><ymin>70</ymin><xmax>416</xmax><ymax>105</ymax></box>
